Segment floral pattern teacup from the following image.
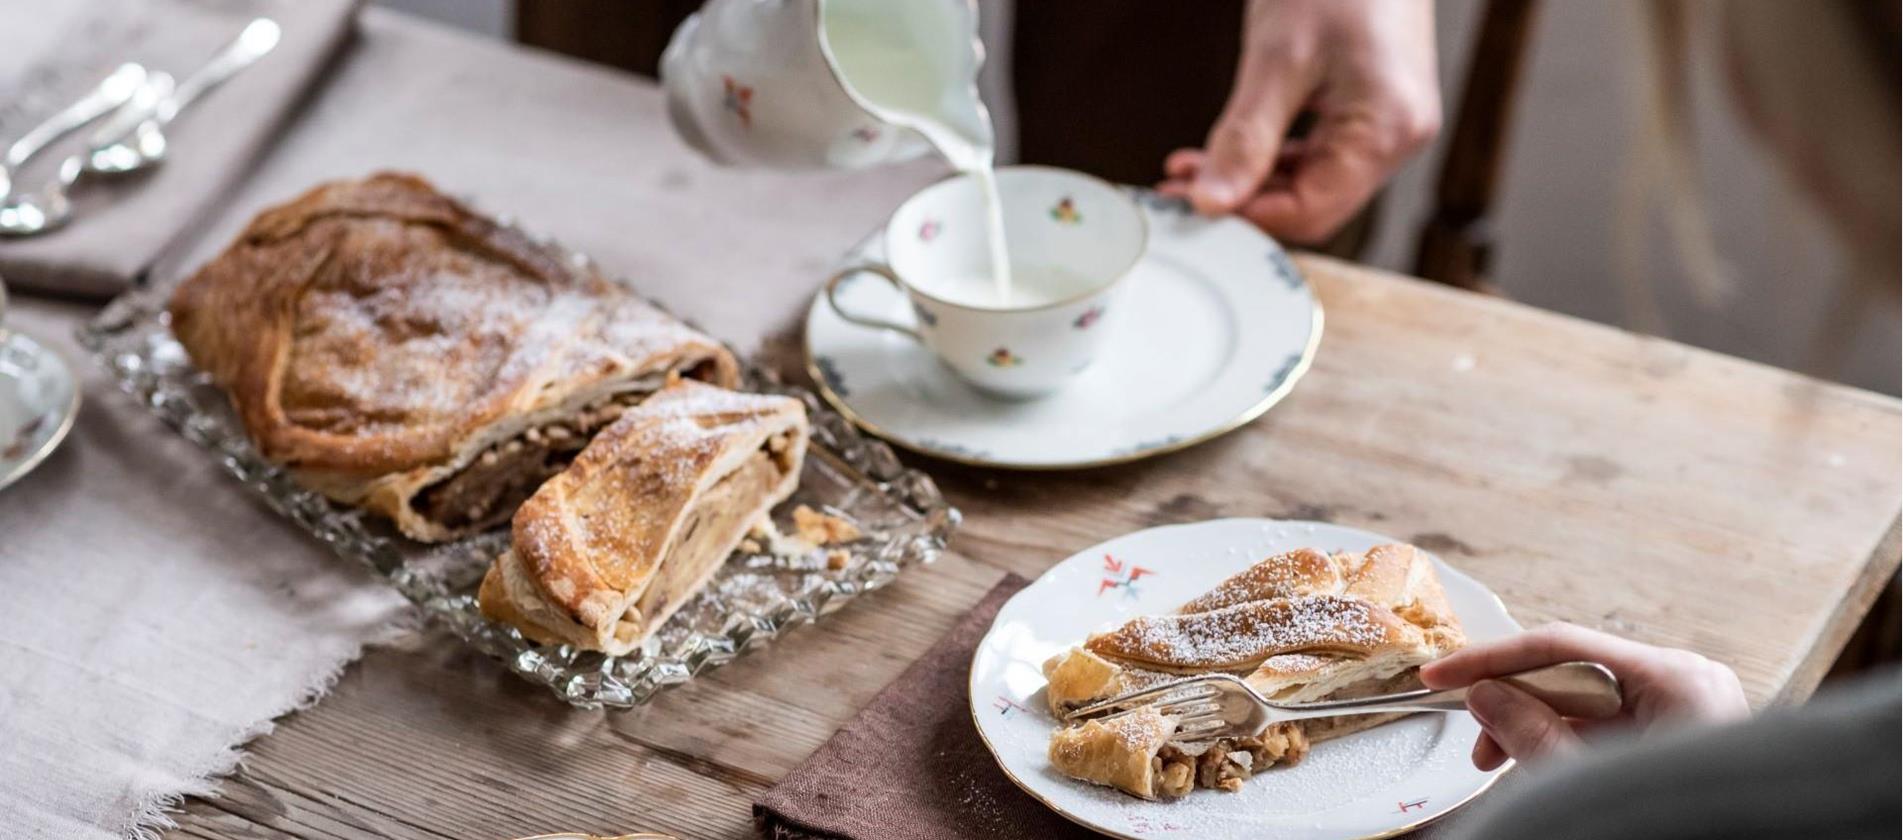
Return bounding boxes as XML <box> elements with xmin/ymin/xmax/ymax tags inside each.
<box><xmin>823</xmin><ymin>166</ymin><xmax>1147</xmax><ymax>399</ymax></box>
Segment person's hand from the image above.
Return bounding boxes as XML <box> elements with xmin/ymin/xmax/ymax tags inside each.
<box><xmin>1157</xmin><ymin>0</ymin><xmax>1441</xmax><ymax>245</ymax></box>
<box><xmin>1420</xmin><ymin>623</ymin><xmax>1750</xmax><ymax>770</ymax></box>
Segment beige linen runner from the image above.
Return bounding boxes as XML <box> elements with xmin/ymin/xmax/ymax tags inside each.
<box><xmin>0</xmin><ymin>300</ymin><xmax>409</xmax><ymax>838</ymax></box>
<box><xmin>0</xmin><ymin>8</ymin><xmax>935</xmax><ymax>838</ymax></box>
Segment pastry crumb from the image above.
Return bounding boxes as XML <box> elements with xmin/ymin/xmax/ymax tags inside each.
<box><xmin>825</xmin><ymin>549</ymin><xmax>852</xmax><ymax>571</ymax></box>
<box><xmin>793</xmin><ymin>505</ymin><xmax>862</xmax><ymax>545</ymax></box>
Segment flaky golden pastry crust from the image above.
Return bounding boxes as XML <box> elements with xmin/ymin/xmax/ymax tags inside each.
<box><xmin>168</xmin><ymin>172</ymin><xmax>739</xmax><ymax>541</ymax></box>
<box><xmin>478</xmin><ymin>380</ymin><xmax>808</xmax><ymax>654</ymax></box>
<box><xmin>1084</xmin><ymin>595</ymin><xmax>1424</xmax><ymax>673</ymax></box>
<box><xmin>1048</xmin><ymin>708</ymin><xmax>1178</xmax><ymax>800</ymax></box>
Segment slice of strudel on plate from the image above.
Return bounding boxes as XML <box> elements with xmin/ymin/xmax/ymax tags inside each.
<box><xmin>1045</xmin><ymin>544</ymin><xmax>1466</xmax><ymax>799</ymax></box>
<box><xmin>477</xmin><ymin>379</ymin><xmax>808</xmax><ymax>655</ymax></box>
<box><xmin>168</xmin><ymin>172</ymin><xmax>738</xmax><ymax>541</ymax></box>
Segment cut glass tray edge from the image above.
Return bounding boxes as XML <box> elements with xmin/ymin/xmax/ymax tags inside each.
<box><xmin>77</xmin><ymin>240</ymin><xmax>961</xmax><ymax>710</ymax></box>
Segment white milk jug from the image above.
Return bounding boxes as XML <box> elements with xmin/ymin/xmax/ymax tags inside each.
<box><xmin>660</xmin><ymin>0</ymin><xmax>993</xmax><ymax>172</ymax></box>
<box><xmin>663</xmin><ymin>0</ymin><xmax>1017</xmax><ymax>299</ymax></box>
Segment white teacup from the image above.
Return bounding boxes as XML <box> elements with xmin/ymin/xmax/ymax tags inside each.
<box><xmin>824</xmin><ymin>166</ymin><xmax>1147</xmax><ymax>399</ymax></box>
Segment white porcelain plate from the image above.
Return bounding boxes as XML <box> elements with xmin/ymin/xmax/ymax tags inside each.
<box><xmin>805</xmin><ymin>192</ymin><xmax>1321</xmax><ymax>469</ymax></box>
<box><xmin>0</xmin><ymin>329</ymin><xmax>79</xmax><ymax>491</ymax></box>
<box><xmin>970</xmin><ymin>519</ymin><xmax>1517</xmax><ymax>840</ymax></box>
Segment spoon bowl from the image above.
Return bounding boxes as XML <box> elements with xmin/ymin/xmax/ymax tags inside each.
<box><xmin>85</xmin><ymin>75</ymin><xmax>176</xmax><ymax>176</ymax></box>
<box><xmin>0</xmin><ymin>63</ymin><xmax>146</xmax><ymax>200</ymax></box>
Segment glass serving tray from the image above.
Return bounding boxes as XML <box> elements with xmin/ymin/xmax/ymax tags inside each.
<box><xmin>77</xmin><ymin>238</ymin><xmax>960</xmax><ymax>710</ymax></box>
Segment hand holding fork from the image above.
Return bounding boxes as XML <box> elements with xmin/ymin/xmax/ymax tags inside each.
<box><xmin>1067</xmin><ymin>661</ymin><xmax>1624</xmax><ymax>748</ymax></box>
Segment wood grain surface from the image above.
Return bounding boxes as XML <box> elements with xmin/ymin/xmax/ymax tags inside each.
<box><xmin>137</xmin><ymin>249</ymin><xmax>1900</xmax><ymax>840</ymax></box>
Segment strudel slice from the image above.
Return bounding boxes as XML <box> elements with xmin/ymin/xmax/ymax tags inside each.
<box><xmin>477</xmin><ymin>379</ymin><xmax>808</xmax><ymax>654</ymax></box>
<box><xmin>168</xmin><ymin>173</ymin><xmax>739</xmax><ymax>541</ymax></box>
<box><xmin>1046</xmin><ymin>544</ymin><xmax>1465</xmax><ymax>799</ymax></box>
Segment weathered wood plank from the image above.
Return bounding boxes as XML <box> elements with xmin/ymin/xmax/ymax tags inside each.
<box><xmin>932</xmin><ymin>255</ymin><xmax>1903</xmax><ymax>709</ymax></box>
<box><xmin>1776</xmin><ymin>516</ymin><xmax>1902</xmax><ymax>705</ymax></box>
<box><xmin>163</xmin><ymin>554</ymin><xmax>1002</xmax><ymax>840</ymax></box>
<box><xmin>161</xmin><ymin>254</ymin><xmax>1899</xmax><ymax>840</ymax></box>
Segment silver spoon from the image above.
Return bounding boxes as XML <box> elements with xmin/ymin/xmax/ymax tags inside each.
<box><xmin>0</xmin><ymin>63</ymin><xmax>147</xmax><ymax>200</ymax></box>
<box><xmin>0</xmin><ymin>73</ymin><xmax>173</xmax><ymax>235</ymax></box>
<box><xmin>90</xmin><ymin>18</ymin><xmax>281</xmax><ymax>175</ymax></box>
<box><xmin>0</xmin><ymin>18</ymin><xmax>279</xmax><ymax>237</ymax></box>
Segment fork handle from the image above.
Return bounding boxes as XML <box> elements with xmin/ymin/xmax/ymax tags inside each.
<box><xmin>1277</xmin><ymin>661</ymin><xmax>1623</xmax><ymax>721</ymax></box>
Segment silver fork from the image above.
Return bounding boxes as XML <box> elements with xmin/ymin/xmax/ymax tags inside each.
<box><xmin>1066</xmin><ymin>661</ymin><xmax>1622</xmax><ymax>744</ymax></box>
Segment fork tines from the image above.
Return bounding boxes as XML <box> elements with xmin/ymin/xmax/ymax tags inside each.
<box><xmin>1158</xmin><ymin>697</ymin><xmax>1227</xmax><ymax>741</ymax></box>
<box><xmin>1064</xmin><ymin>674</ymin><xmax>1222</xmax><ymax>722</ymax></box>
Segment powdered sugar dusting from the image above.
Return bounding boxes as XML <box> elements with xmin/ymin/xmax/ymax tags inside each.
<box><xmin>1103</xmin><ymin>708</ymin><xmax>1172</xmax><ymax>751</ymax></box>
<box><xmin>513</xmin><ymin>379</ymin><xmax>804</xmax><ymax>597</ymax></box>
<box><xmin>1180</xmin><ymin>549</ymin><xmax>1340</xmax><ymax>614</ymax></box>
<box><xmin>273</xmin><ymin>215</ymin><xmax>729</xmax><ymax>468</ymax></box>
<box><xmin>1091</xmin><ymin>596</ymin><xmax>1395</xmax><ymax>668</ymax></box>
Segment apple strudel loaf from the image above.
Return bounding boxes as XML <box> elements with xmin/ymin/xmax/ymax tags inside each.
<box><xmin>167</xmin><ymin>172</ymin><xmax>739</xmax><ymax>542</ymax></box>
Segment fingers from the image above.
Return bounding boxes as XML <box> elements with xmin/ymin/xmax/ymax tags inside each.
<box><xmin>1164</xmin><ymin>148</ymin><xmax>1206</xmax><ymax>180</ymax></box>
<box><xmin>1188</xmin><ymin>51</ymin><xmax>1307</xmax><ymax>216</ymax></box>
<box><xmin>1233</xmin><ymin>147</ymin><xmax>1382</xmax><ymax>244</ymax></box>
<box><xmin>1642</xmin><ymin>648</ymin><xmax>1752</xmax><ymax>723</ymax></box>
<box><xmin>1158</xmin><ymin>143</ymin><xmax>1308</xmax><ymax>204</ymax></box>
<box><xmin>1231</xmin><ymin>105</ymin><xmax>1420</xmax><ymax>244</ymax></box>
<box><xmin>1427</xmin><ymin>623</ymin><xmax>1751</xmax><ymax>741</ymax></box>
<box><xmin>1420</xmin><ymin>622</ymin><xmax>1672</xmax><ymax>690</ymax></box>
<box><xmin>1466</xmin><ymin>679</ymin><xmax>1581</xmax><ymax>768</ymax></box>
<box><xmin>1472</xmin><ymin>731</ymin><xmax>1509</xmax><ymax>772</ymax></box>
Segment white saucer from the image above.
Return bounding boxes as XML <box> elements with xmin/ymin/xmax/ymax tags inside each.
<box><xmin>0</xmin><ymin>329</ymin><xmax>79</xmax><ymax>491</ymax></box>
<box><xmin>804</xmin><ymin>192</ymin><xmax>1321</xmax><ymax>469</ymax></box>
<box><xmin>970</xmin><ymin>519</ymin><xmax>1517</xmax><ymax>840</ymax></box>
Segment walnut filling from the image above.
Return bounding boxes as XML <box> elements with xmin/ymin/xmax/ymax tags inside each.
<box><xmin>412</xmin><ymin>391</ymin><xmax>649</xmax><ymax>532</ymax></box>
<box><xmin>1140</xmin><ymin>671</ymin><xmax>1418</xmax><ymax>797</ymax></box>
<box><xmin>1153</xmin><ymin>723</ymin><xmax>1310</xmax><ymax>797</ymax></box>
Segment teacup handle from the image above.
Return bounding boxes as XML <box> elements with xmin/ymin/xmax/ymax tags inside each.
<box><xmin>824</xmin><ymin>263</ymin><xmax>922</xmax><ymax>342</ymax></box>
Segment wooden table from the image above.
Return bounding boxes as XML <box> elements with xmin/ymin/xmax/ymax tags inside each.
<box><xmin>139</xmin><ymin>243</ymin><xmax>1897</xmax><ymax>839</ymax></box>
<box><xmin>14</xmin><ymin>11</ymin><xmax>1887</xmax><ymax>840</ymax></box>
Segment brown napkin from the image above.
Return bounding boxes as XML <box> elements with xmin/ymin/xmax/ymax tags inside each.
<box><xmin>754</xmin><ymin>574</ymin><xmax>1111</xmax><ymax>840</ymax></box>
<box><xmin>0</xmin><ymin>0</ymin><xmax>359</xmax><ymax>297</ymax></box>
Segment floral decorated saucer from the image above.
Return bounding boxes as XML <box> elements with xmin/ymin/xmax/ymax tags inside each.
<box><xmin>804</xmin><ymin>192</ymin><xmax>1321</xmax><ymax>469</ymax></box>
